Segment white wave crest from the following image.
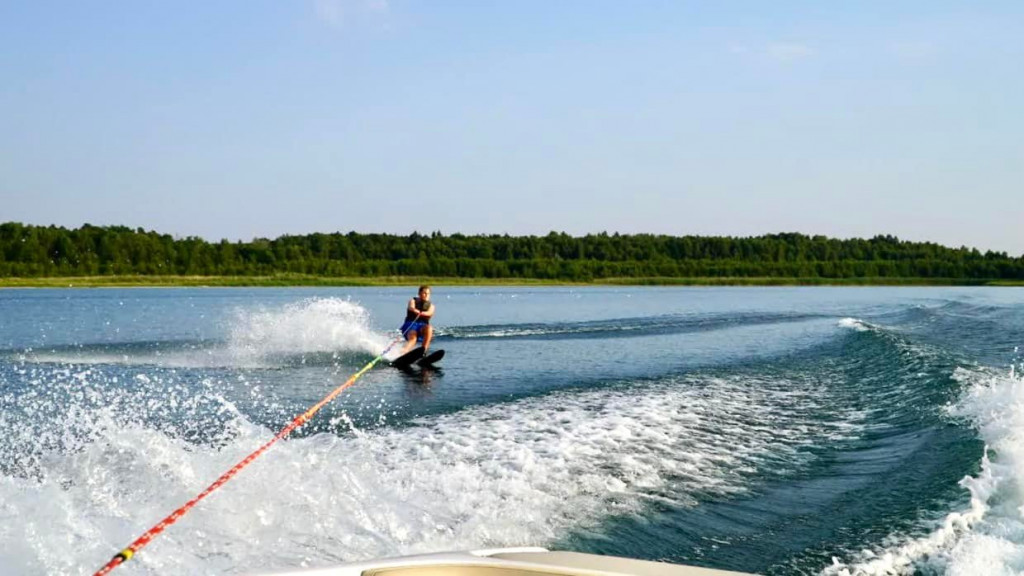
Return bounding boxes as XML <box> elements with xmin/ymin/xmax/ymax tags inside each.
<box><xmin>838</xmin><ymin>318</ymin><xmax>871</xmax><ymax>332</ymax></box>
<box><xmin>824</xmin><ymin>364</ymin><xmax>1024</xmax><ymax>575</ymax></box>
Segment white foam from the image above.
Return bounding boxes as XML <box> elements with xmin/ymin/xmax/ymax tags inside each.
<box><xmin>0</xmin><ymin>371</ymin><xmax>866</xmax><ymax>574</ymax></box>
<box><xmin>838</xmin><ymin>318</ymin><xmax>871</xmax><ymax>332</ymax></box>
<box><xmin>825</xmin><ymin>364</ymin><xmax>1024</xmax><ymax>575</ymax></box>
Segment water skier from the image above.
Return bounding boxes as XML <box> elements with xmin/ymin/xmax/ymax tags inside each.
<box><xmin>399</xmin><ymin>285</ymin><xmax>435</xmax><ymax>355</ymax></box>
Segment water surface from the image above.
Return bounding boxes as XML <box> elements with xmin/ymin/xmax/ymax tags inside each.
<box><xmin>1</xmin><ymin>286</ymin><xmax>1022</xmax><ymax>575</ymax></box>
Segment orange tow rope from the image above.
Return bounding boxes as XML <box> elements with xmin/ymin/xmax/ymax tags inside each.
<box><xmin>94</xmin><ymin>328</ymin><xmax>413</xmax><ymax>575</ymax></box>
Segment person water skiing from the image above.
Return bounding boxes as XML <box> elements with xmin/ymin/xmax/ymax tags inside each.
<box><xmin>399</xmin><ymin>285</ymin><xmax>435</xmax><ymax>355</ymax></box>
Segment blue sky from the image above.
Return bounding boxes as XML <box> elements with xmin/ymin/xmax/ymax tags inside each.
<box><xmin>2</xmin><ymin>1</ymin><xmax>1021</xmax><ymax>254</ymax></box>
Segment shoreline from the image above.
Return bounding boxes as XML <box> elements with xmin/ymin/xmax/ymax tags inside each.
<box><xmin>0</xmin><ymin>275</ymin><xmax>1020</xmax><ymax>288</ymax></box>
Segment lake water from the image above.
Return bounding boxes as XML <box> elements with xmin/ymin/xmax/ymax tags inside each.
<box><xmin>1</xmin><ymin>286</ymin><xmax>1023</xmax><ymax>575</ymax></box>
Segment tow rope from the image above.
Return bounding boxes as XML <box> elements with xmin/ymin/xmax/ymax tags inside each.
<box><xmin>94</xmin><ymin>320</ymin><xmax>420</xmax><ymax>575</ymax></box>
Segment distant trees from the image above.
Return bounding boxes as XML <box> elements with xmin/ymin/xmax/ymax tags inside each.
<box><xmin>1</xmin><ymin>222</ymin><xmax>1022</xmax><ymax>281</ymax></box>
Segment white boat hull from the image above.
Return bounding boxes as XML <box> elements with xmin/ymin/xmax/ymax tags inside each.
<box><xmin>254</xmin><ymin>548</ymin><xmax>757</xmax><ymax>576</ymax></box>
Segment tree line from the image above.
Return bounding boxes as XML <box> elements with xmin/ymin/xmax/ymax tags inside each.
<box><xmin>1</xmin><ymin>222</ymin><xmax>1022</xmax><ymax>281</ymax></box>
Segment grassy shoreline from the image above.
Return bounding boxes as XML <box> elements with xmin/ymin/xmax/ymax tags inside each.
<box><xmin>0</xmin><ymin>275</ymin><xmax>1020</xmax><ymax>288</ymax></box>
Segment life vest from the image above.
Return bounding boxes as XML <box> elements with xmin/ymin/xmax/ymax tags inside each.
<box><xmin>405</xmin><ymin>297</ymin><xmax>432</xmax><ymax>324</ymax></box>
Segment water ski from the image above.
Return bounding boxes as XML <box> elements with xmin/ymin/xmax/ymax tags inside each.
<box><xmin>418</xmin><ymin>349</ymin><xmax>445</xmax><ymax>367</ymax></box>
<box><xmin>391</xmin><ymin>347</ymin><xmax>425</xmax><ymax>369</ymax></box>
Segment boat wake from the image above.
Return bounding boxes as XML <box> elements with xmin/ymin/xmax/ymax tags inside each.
<box><xmin>0</xmin><ymin>367</ymin><xmax>867</xmax><ymax>574</ymax></box>
<box><xmin>824</xmin><ymin>362</ymin><xmax>1024</xmax><ymax>575</ymax></box>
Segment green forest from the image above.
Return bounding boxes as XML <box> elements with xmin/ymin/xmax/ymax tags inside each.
<box><xmin>1</xmin><ymin>222</ymin><xmax>1022</xmax><ymax>284</ymax></box>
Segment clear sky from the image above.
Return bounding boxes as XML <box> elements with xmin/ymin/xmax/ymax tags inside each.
<box><xmin>2</xmin><ymin>1</ymin><xmax>1021</xmax><ymax>254</ymax></box>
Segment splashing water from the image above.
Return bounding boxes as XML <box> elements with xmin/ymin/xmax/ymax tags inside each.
<box><xmin>227</xmin><ymin>298</ymin><xmax>391</xmax><ymax>362</ymax></box>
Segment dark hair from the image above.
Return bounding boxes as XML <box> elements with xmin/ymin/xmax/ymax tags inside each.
<box><xmin>418</xmin><ymin>285</ymin><xmax>431</xmax><ymax>293</ymax></box>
